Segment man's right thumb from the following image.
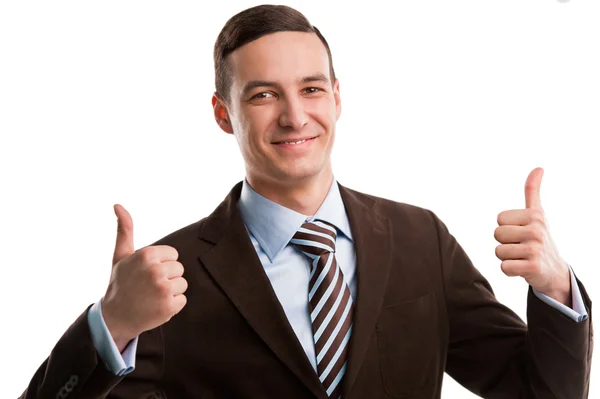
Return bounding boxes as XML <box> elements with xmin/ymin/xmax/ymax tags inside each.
<box><xmin>113</xmin><ymin>204</ymin><xmax>135</xmax><ymax>265</ymax></box>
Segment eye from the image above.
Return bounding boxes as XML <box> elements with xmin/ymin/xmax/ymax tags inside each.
<box><xmin>251</xmin><ymin>92</ymin><xmax>275</xmax><ymax>100</ymax></box>
<box><xmin>304</xmin><ymin>87</ymin><xmax>323</xmax><ymax>94</ymax></box>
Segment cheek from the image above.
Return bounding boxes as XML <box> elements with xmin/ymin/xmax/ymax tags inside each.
<box><xmin>245</xmin><ymin>109</ymin><xmax>276</xmax><ymax>140</ymax></box>
<box><xmin>236</xmin><ymin>113</ymin><xmax>270</xmax><ymax>155</ymax></box>
<box><xmin>311</xmin><ymin>101</ymin><xmax>337</xmax><ymax>130</ymax></box>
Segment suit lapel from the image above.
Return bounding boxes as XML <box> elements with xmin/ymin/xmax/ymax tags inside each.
<box><xmin>197</xmin><ymin>182</ymin><xmax>328</xmax><ymax>399</ymax></box>
<box><xmin>338</xmin><ymin>183</ymin><xmax>393</xmax><ymax>397</ymax></box>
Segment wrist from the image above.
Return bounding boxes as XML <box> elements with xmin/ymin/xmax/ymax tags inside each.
<box><xmin>101</xmin><ymin>298</ymin><xmax>137</xmax><ymax>352</ymax></box>
<box><xmin>538</xmin><ymin>264</ymin><xmax>572</xmax><ymax>307</ymax></box>
<box><xmin>540</xmin><ymin>277</ymin><xmax>572</xmax><ymax>307</ymax></box>
<box><xmin>545</xmin><ymin>289</ymin><xmax>572</xmax><ymax>308</ymax></box>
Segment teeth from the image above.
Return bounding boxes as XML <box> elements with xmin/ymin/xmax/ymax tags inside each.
<box><xmin>282</xmin><ymin>139</ymin><xmax>307</xmax><ymax>145</ymax></box>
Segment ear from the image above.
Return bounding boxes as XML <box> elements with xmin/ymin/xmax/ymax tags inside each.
<box><xmin>212</xmin><ymin>93</ymin><xmax>234</xmax><ymax>134</ymax></box>
<box><xmin>333</xmin><ymin>78</ymin><xmax>342</xmax><ymax>121</ymax></box>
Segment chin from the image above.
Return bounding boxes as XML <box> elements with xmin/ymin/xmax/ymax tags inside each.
<box><xmin>273</xmin><ymin>163</ymin><xmax>327</xmax><ymax>182</ymax></box>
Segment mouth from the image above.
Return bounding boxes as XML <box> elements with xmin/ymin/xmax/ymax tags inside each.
<box><xmin>272</xmin><ymin>136</ymin><xmax>318</xmax><ymax>146</ymax></box>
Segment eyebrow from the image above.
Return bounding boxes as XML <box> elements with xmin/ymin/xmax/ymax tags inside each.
<box><xmin>241</xmin><ymin>73</ymin><xmax>330</xmax><ymax>98</ymax></box>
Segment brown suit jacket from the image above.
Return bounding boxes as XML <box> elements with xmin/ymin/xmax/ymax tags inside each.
<box><xmin>21</xmin><ymin>181</ymin><xmax>593</xmax><ymax>398</ymax></box>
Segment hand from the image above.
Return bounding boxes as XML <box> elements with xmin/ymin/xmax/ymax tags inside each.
<box><xmin>101</xmin><ymin>204</ymin><xmax>188</xmax><ymax>351</ymax></box>
<box><xmin>494</xmin><ymin>167</ymin><xmax>571</xmax><ymax>306</ymax></box>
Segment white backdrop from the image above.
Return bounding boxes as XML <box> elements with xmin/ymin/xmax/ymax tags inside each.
<box><xmin>1</xmin><ymin>1</ymin><xmax>598</xmax><ymax>397</ymax></box>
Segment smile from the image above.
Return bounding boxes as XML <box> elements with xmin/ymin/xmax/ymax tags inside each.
<box><xmin>274</xmin><ymin>137</ymin><xmax>317</xmax><ymax>145</ymax></box>
<box><xmin>281</xmin><ymin>139</ymin><xmax>308</xmax><ymax>145</ymax></box>
<box><xmin>273</xmin><ymin>136</ymin><xmax>317</xmax><ymax>150</ymax></box>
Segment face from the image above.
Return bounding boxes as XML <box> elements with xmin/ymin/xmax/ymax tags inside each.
<box><xmin>212</xmin><ymin>31</ymin><xmax>341</xmax><ymax>188</ymax></box>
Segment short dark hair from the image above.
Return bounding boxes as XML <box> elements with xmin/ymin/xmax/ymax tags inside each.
<box><xmin>213</xmin><ymin>4</ymin><xmax>336</xmax><ymax>103</ymax></box>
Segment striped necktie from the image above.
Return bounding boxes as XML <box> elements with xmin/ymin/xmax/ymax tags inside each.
<box><xmin>290</xmin><ymin>220</ymin><xmax>354</xmax><ymax>399</ymax></box>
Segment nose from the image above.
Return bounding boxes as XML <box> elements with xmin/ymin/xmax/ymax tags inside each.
<box><xmin>278</xmin><ymin>95</ymin><xmax>309</xmax><ymax>131</ymax></box>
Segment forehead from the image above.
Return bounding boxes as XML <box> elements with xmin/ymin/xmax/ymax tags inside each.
<box><xmin>228</xmin><ymin>31</ymin><xmax>330</xmax><ymax>89</ymax></box>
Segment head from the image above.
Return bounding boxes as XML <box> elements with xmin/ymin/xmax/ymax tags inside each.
<box><xmin>212</xmin><ymin>5</ymin><xmax>341</xmax><ymax>190</ymax></box>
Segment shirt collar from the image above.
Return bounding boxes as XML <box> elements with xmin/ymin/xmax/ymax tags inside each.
<box><xmin>238</xmin><ymin>177</ymin><xmax>353</xmax><ymax>263</ymax></box>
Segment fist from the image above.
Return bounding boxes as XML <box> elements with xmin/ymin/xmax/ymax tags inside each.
<box><xmin>494</xmin><ymin>168</ymin><xmax>571</xmax><ymax>305</ymax></box>
<box><xmin>101</xmin><ymin>204</ymin><xmax>188</xmax><ymax>350</ymax></box>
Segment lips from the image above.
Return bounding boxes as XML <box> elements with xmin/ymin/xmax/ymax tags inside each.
<box><xmin>273</xmin><ymin>136</ymin><xmax>317</xmax><ymax>145</ymax></box>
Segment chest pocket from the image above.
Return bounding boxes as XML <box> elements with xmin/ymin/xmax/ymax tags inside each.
<box><xmin>375</xmin><ymin>292</ymin><xmax>439</xmax><ymax>398</ymax></box>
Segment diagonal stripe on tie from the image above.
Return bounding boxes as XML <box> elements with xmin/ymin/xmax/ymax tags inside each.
<box><xmin>290</xmin><ymin>220</ymin><xmax>354</xmax><ymax>398</ymax></box>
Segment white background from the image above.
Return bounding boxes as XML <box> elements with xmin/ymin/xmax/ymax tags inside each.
<box><xmin>1</xmin><ymin>0</ymin><xmax>598</xmax><ymax>397</ymax></box>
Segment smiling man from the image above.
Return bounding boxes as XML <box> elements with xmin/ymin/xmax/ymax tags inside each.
<box><xmin>20</xmin><ymin>5</ymin><xmax>592</xmax><ymax>399</ymax></box>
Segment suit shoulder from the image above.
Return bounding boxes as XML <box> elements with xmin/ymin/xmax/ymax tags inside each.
<box><xmin>354</xmin><ymin>189</ymin><xmax>460</xmax><ymax>246</ymax></box>
<box><xmin>149</xmin><ymin>217</ymin><xmax>208</xmax><ymax>248</ymax></box>
<box><xmin>345</xmin><ymin>186</ymin><xmax>452</xmax><ymax>249</ymax></box>
<box><xmin>345</xmin><ymin>186</ymin><xmax>436</xmax><ymax>222</ymax></box>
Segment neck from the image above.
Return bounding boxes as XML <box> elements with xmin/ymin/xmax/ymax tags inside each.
<box><xmin>246</xmin><ymin>166</ymin><xmax>334</xmax><ymax>216</ymax></box>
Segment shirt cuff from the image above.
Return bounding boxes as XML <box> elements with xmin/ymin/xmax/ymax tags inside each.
<box><xmin>87</xmin><ymin>298</ymin><xmax>138</xmax><ymax>376</ymax></box>
<box><xmin>532</xmin><ymin>265</ymin><xmax>589</xmax><ymax>322</ymax></box>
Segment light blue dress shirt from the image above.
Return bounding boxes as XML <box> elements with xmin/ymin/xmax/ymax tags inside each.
<box><xmin>88</xmin><ymin>178</ymin><xmax>588</xmax><ymax>375</ymax></box>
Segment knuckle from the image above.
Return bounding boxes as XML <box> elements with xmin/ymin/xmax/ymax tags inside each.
<box><xmin>524</xmin><ymin>243</ymin><xmax>534</xmax><ymax>257</ymax></box>
<box><xmin>150</xmin><ymin>267</ymin><xmax>169</xmax><ymax>295</ymax></box>
<box><xmin>528</xmin><ymin>208</ymin><xmax>545</xmax><ymax>223</ymax></box>
<box><xmin>156</xmin><ymin>281</ymin><xmax>171</xmax><ymax>297</ymax></box>
<box><xmin>148</xmin><ymin>265</ymin><xmax>164</xmax><ymax>282</ymax></box>
<box><xmin>529</xmin><ymin>226</ymin><xmax>544</xmax><ymax>242</ymax></box>
<box><xmin>527</xmin><ymin>242</ymin><xmax>542</xmax><ymax>258</ymax></box>
<box><xmin>139</xmin><ymin>247</ymin><xmax>157</xmax><ymax>264</ymax></box>
<box><xmin>529</xmin><ymin>261</ymin><xmax>542</xmax><ymax>275</ymax></box>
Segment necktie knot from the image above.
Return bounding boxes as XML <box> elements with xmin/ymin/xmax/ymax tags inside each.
<box><xmin>290</xmin><ymin>220</ymin><xmax>337</xmax><ymax>258</ymax></box>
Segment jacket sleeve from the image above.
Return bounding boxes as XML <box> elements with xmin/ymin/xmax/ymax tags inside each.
<box><xmin>18</xmin><ymin>305</ymin><xmax>165</xmax><ymax>399</ymax></box>
<box><xmin>87</xmin><ymin>299</ymin><xmax>138</xmax><ymax>376</ymax></box>
<box><xmin>431</xmin><ymin>211</ymin><xmax>593</xmax><ymax>399</ymax></box>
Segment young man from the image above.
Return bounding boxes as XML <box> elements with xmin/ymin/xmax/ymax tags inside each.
<box><xmin>20</xmin><ymin>5</ymin><xmax>592</xmax><ymax>399</ymax></box>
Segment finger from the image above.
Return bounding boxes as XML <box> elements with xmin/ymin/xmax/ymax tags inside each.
<box><xmin>164</xmin><ymin>261</ymin><xmax>184</xmax><ymax>279</ymax></box>
<box><xmin>113</xmin><ymin>204</ymin><xmax>135</xmax><ymax>265</ymax></box>
<box><xmin>136</xmin><ymin>245</ymin><xmax>179</xmax><ymax>267</ymax></box>
<box><xmin>171</xmin><ymin>294</ymin><xmax>187</xmax><ymax>315</ymax></box>
<box><xmin>170</xmin><ymin>277</ymin><xmax>188</xmax><ymax>296</ymax></box>
<box><xmin>501</xmin><ymin>259</ymin><xmax>540</xmax><ymax>277</ymax></box>
<box><xmin>525</xmin><ymin>167</ymin><xmax>544</xmax><ymax>209</ymax></box>
<box><xmin>497</xmin><ymin>208</ymin><xmax>545</xmax><ymax>226</ymax></box>
<box><xmin>155</xmin><ymin>245</ymin><xmax>179</xmax><ymax>262</ymax></box>
<box><xmin>495</xmin><ymin>243</ymin><xmax>542</xmax><ymax>261</ymax></box>
<box><xmin>143</xmin><ymin>245</ymin><xmax>179</xmax><ymax>263</ymax></box>
<box><xmin>494</xmin><ymin>225</ymin><xmax>541</xmax><ymax>243</ymax></box>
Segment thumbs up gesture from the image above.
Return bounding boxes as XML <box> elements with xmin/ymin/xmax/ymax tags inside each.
<box><xmin>101</xmin><ymin>204</ymin><xmax>188</xmax><ymax>351</ymax></box>
<box><xmin>494</xmin><ymin>168</ymin><xmax>572</xmax><ymax>306</ymax></box>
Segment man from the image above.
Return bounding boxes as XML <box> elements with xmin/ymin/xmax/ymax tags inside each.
<box><xmin>20</xmin><ymin>4</ymin><xmax>592</xmax><ymax>399</ymax></box>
